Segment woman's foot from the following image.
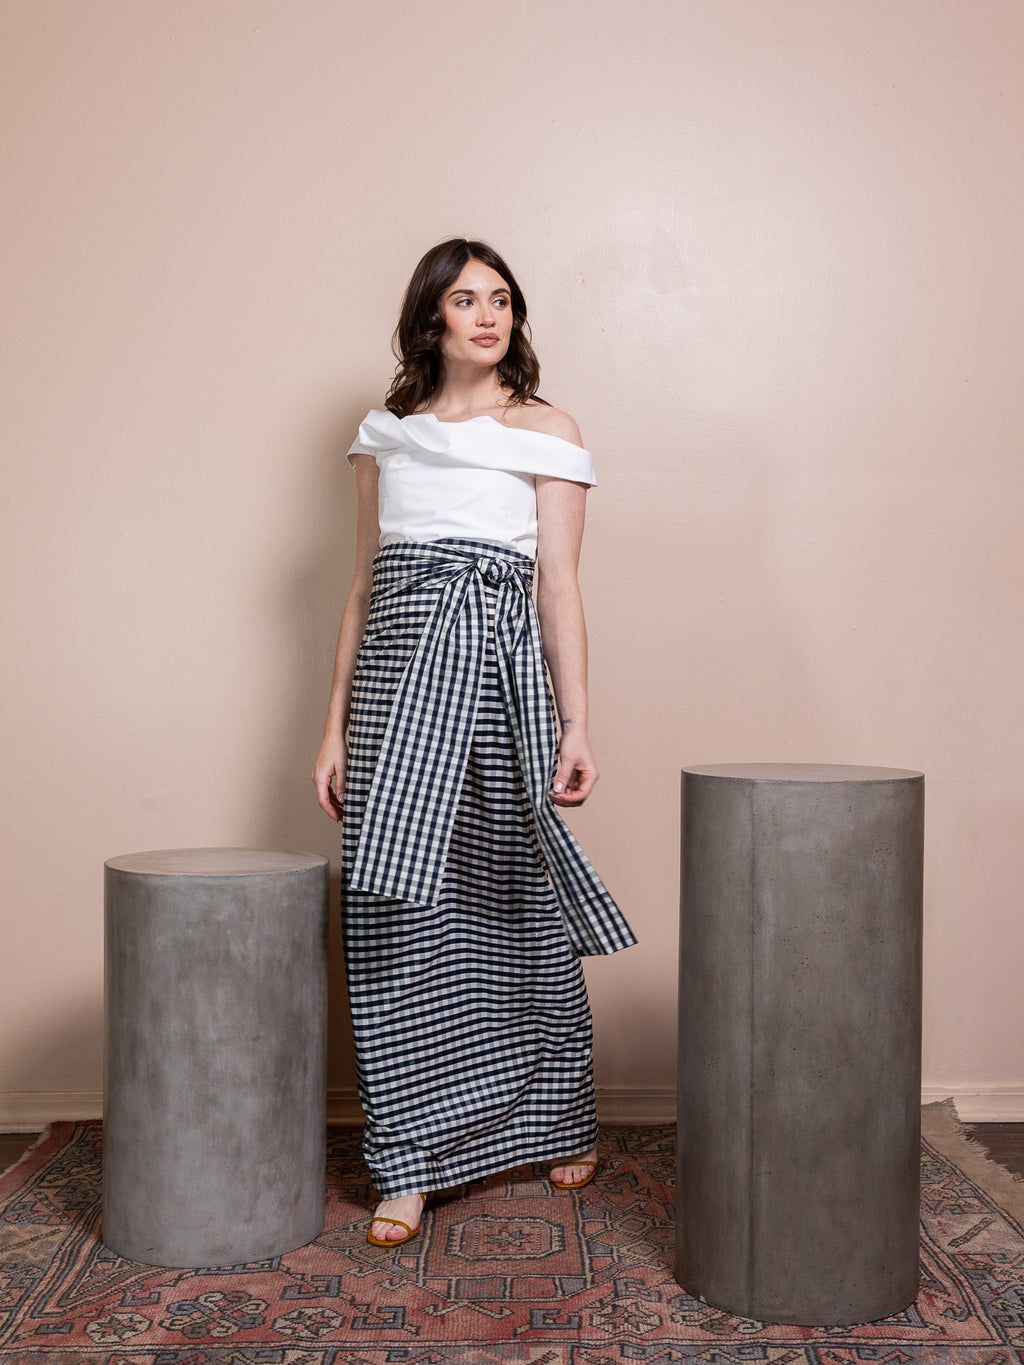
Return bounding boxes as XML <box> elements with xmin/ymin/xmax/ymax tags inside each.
<box><xmin>550</xmin><ymin>1146</ymin><xmax>598</xmax><ymax>1189</ymax></box>
<box><xmin>367</xmin><ymin>1192</ymin><xmax>426</xmax><ymax>1246</ymax></box>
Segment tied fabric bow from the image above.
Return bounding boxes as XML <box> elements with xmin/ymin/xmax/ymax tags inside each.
<box><xmin>347</xmin><ymin>540</ymin><xmax>635</xmax><ymax>957</ymax></box>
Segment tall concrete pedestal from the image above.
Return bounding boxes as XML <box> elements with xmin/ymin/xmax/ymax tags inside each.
<box><xmin>677</xmin><ymin>765</ymin><xmax>924</xmax><ymax>1325</ymax></box>
<box><xmin>103</xmin><ymin>848</ymin><xmax>329</xmax><ymax>1267</ymax></box>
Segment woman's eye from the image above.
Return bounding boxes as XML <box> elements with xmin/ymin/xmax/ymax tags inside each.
<box><xmin>494</xmin><ymin>297</ymin><xmax>509</xmax><ymax>308</ymax></box>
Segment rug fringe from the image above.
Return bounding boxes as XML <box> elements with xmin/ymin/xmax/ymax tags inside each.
<box><xmin>922</xmin><ymin>1098</ymin><xmax>1024</xmax><ymax>1223</ymax></box>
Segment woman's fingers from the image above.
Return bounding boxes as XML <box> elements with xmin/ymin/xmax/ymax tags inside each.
<box><xmin>551</xmin><ymin>755</ymin><xmax>598</xmax><ymax>806</ymax></box>
<box><xmin>312</xmin><ymin>756</ymin><xmax>346</xmax><ymax>821</ymax></box>
<box><xmin>551</xmin><ymin>756</ymin><xmax>579</xmax><ymax>798</ymax></box>
<box><xmin>554</xmin><ymin>776</ymin><xmax>594</xmax><ymax>805</ymax></box>
<box><xmin>314</xmin><ymin>778</ymin><xmax>341</xmax><ymax>821</ymax></box>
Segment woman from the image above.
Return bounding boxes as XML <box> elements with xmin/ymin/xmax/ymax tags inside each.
<box><xmin>313</xmin><ymin>238</ymin><xmax>635</xmax><ymax>1247</ymax></box>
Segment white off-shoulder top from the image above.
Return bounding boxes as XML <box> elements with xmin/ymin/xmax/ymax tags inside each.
<box><xmin>347</xmin><ymin>409</ymin><xmax>596</xmax><ymax>558</ymax></box>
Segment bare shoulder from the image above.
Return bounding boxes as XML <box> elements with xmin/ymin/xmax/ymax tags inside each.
<box><xmin>502</xmin><ymin>401</ymin><xmax>584</xmax><ymax>448</ymax></box>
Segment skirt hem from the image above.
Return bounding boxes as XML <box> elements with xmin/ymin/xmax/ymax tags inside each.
<box><xmin>368</xmin><ymin>1125</ymin><xmax>601</xmax><ymax>1201</ymax></box>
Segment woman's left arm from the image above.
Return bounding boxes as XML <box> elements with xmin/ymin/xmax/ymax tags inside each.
<box><xmin>535</xmin><ymin>474</ymin><xmax>599</xmax><ymax>807</ymax></box>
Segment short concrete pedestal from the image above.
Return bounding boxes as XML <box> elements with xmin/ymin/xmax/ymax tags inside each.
<box><xmin>677</xmin><ymin>765</ymin><xmax>924</xmax><ymax>1325</ymax></box>
<box><xmin>103</xmin><ymin>848</ymin><xmax>329</xmax><ymax>1267</ymax></box>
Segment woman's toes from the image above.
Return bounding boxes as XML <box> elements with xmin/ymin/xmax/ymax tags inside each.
<box><xmin>552</xmin><ymin>1162</ymin><xmax>587</xmax><ymax>1183</ymax></box>
<box><xmin>370</xmin><ymin>1193</ymin><xmax>425</xmax><ymax>1241</ymax></box>
<box><xmin>370</xmin><ymin>1217</ymin><xmax>406</xmax><ymax>1242</ymax></box>
<box><xmin>550</xmin><ymin>1147</ymin><xmax>598</xmax><ymax>1185</ymax></box>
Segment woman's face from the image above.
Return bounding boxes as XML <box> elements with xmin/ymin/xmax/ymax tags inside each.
<box><xmin>438</xmin><ymin>259</ymin><xmax>513</xmax><ymax>370</ymax></box>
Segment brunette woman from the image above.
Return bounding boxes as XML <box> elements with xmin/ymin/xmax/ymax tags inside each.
<box><xmin>313</xmin><ymin>238</ymin><xmax>635</xmax><ymax>1246</ymax></box>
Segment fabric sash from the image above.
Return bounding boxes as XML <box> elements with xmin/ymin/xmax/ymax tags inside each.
<box><xmin>347</xmin><ymin>538</ymin><xmax>636</xmax><ymax>957</ymax></box>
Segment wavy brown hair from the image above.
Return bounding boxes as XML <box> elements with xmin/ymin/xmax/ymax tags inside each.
<box><xmin>385</xmin><ymin>238</ymin><xmax>546</xmax><ymax>417</ymax></box>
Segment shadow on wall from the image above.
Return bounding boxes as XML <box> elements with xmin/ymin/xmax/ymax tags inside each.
<box><xmin>247</xmin><ymin>401</ymin><xmax>371</xmax><ymax>1106</ymax></box>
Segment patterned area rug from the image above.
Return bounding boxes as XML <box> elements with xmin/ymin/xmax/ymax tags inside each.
<box><xmin>2</xmin><ymin>1119</ymin><xmax>1023</xmax><ymax>1363</ymax></box>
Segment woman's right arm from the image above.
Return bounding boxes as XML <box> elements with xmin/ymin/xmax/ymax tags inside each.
<box><xmin>312</xmin><ymin>454</ymin><xmax>381</xmax><ymax>822</ymax></box>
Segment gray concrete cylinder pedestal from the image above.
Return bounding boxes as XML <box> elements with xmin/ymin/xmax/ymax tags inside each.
<box><xmin>677</xmin><ymin>764</ymin><xmax>924</xmax><ymax>1325</ymax></box>
<box><xmin>103</xmin><ymin>848</ymin><xmax>329</xmax><ymax>1267</ymax></box>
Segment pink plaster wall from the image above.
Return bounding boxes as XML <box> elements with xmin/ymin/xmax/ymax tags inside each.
<box><xmin>2</xmin><ymin>0</ymin><xmax>1022</xmax><ymax>1123</ymax></box>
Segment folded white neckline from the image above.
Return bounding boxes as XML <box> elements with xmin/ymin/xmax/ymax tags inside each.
<box><xmin>406</xmin><ymin>411</ymin><xmax>586</xmax><ymax>452</ymax></box>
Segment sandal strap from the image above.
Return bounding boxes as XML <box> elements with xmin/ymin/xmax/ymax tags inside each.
<box><xmin>370</xmin><ymin>1194</ymin><xmax>427</xmax><ymax>1237</ymax></box>
<box><xmin>372</xmin><ymin>1216</ymin><xmax>415</xmax><ymax>1236</ymax></box>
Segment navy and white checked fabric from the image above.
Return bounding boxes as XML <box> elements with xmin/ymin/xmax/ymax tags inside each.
<box><xmin>341</xmin><ymin>536</ymin><xmax>632</xmax><ymax>1197</ymax></box>
<box><xmin>344</xmin><ymin>537</ymin><xmax>636</xmax><ymax>958</ymax></box>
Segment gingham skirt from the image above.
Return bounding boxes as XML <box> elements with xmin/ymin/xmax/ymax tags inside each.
<box><xmin>341</xmin><ymin>538</ymin><xmax>634</xmax><ymax>1197</ymax></box>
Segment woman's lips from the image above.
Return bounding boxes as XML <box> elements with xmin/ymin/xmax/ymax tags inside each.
<box><xmin>472</xmin><ymin>335</ymin><xmax>499</xmax><ymax>346</ymax></box>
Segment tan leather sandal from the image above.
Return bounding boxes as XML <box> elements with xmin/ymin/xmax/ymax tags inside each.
<box><xmin>366</xmin><ymin>1192</ymin><xmax>427</xmax><ymax>1247</ymax></box>
<box><xmin>550</xmin><ymin>1159</ymin><xmax>598</xmax><ymax>1190</ymax></box>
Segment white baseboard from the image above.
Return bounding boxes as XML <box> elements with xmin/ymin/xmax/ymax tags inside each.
<box><xmin>0</xmin><ymin>1087</ymin><xmax>678</xmax><ymax>1130</ymax></box>
<box><xmin>597</xmin><ymin>1087</ymin><xmax>1024</xmax><ymax>1125</ymax></box>
<box><xmin>0</xmin><ymin>1092</ymin><xmax>103</xmax><ymax>1130</ymax></box>
<box><xmin>4</xmin><ymin>1086</ymin><xmax>1022</xmax><ymax>1131</ymax></box>
<box><xmin>0</xmin><ymin>1091</ymin><xmax>367</xmax><ymax>1131</ymax></box>
<box><xmin>921</xmin><ymin>1086</ymin><xmax>1024</xmax><ymax>1122</ymax></box>
<box><xmin>595</xmin><ymin>1086</ymin><xmax>676</xmax><ymax>1124</ymax></box>
<box><xmin>327</xmin><ymin>1089</ymin><xmax>363</xmax><ymax>1125</ymax></box>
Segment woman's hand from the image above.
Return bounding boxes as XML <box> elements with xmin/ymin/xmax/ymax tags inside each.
<box><xmin>535</xmin><ymin>467</ymin><xmax>599</xmax><ymax>810</ymax></box>
<box><xmin>312</xmin><ymin>453</ymin><xmax>379</xmax><ymax>826</ymax></box>
<box><xmin>312</xmin><ymin>737</ymin><xmax>348</xmax><ymax>822</ymax></box>
<box><xmin>551</xmin><ymin>725</ymin><xmax>599</xmax><ymax>807</ymax></box>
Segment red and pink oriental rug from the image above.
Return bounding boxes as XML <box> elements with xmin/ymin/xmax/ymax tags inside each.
<box><xmin>1</xmin><ymin>1110</ymin><xmax>1023</xmax><ymax>1362</ymax></box>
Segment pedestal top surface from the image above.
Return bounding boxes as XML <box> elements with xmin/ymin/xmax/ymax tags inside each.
<box><xmin>105</xmin><ymin>848</ymin><xmax>328</xmax><ymax>877</ymax></box>
<box><xmin>683</xmin><ymin>763</ymin><xmax>923</xmax><ymax>783</ymax></box>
